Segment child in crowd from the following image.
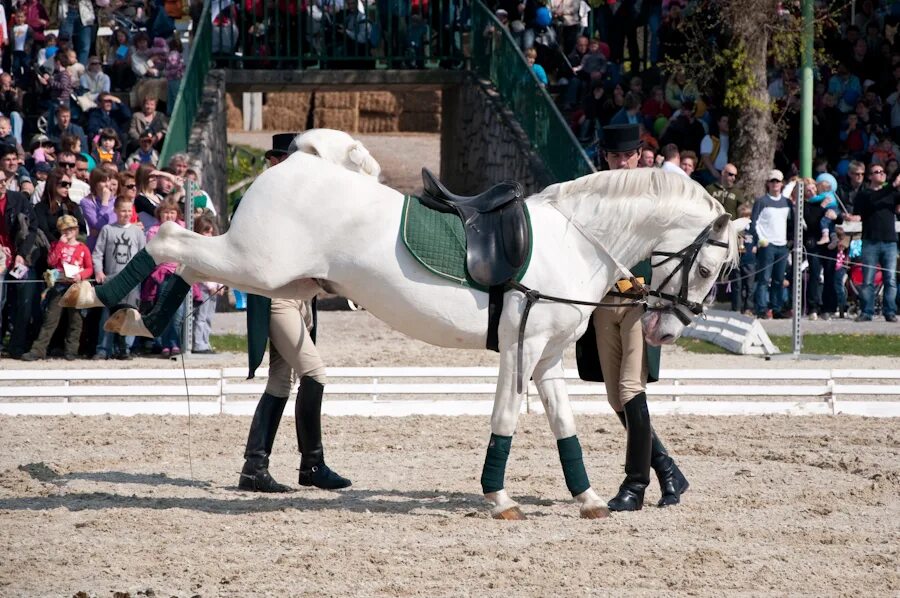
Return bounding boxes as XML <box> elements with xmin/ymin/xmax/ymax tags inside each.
<box><xmin>37</xmin><ymin>33</ymin><xmax>58</xmax><ymax>67</ymax></box>
<box><xmin>92</xmin><ymin>128</ymin><xmax>124</xmax><ymax>169</ymax></box>
<box><xmin>143</xmin><ymin>197</ymin><xmax>184</xmax><ymax>356</ymax></box>
<box><xmin>524</xmin><ymin>47</ymin><xmax>548</xmax><ymax>86</ymax></box>
<box><xmin>191</xmin><ymin>215</ymin><xmax>222</xmax><ymax>354</ymax></box>
<box><xmin>22</xmin><ymin>215</ymin><xmax>93</xmax><ymax>361</ymax></box>
<box><xmin>813</xmin><ymin>175</ymin><xmax>840</xmax><ymax>246</ymax></box>
<box><xmin>11</xmin><ymin>11</ymin><xmax>32</xmax><ymax>84</ymax></box>
<box><xmin>731</xmin><ymin>203</ymin><xmax>756</xmax><ymax>315</ymax></box>
<box><xmin>92</xmin><ymin>196</ymin><xmax>147</xmax><ymax>360</ymax></box>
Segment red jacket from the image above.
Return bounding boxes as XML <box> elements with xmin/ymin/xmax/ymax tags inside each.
<box><xmin>48</xmin><ymin>240</ymin><xmax>93</xmax><ymax>281</ymax></box>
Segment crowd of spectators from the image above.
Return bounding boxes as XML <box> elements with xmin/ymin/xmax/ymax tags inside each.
<box><xmin>487</xmin><ymin>0</ymin><xmax>900</xmax><ymax>322</ymax></box>
<box><xmin>0</xmin><ymin>0</ymin><xmax>219</xmax><ymax>361</ymax></box>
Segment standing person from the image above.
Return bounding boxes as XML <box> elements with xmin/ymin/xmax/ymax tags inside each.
<box><xmin>92</xmin><ymin>196</ymin><xmax>145</xmax><ymax>359</ymax></box>
<box><xmin>575</xmin><ymin>124</ymin><xmax>688</xmax><ymax>511</ymax></box>
<box><xmin>133</xmin><ymin>164</ymin><xmax>163</xmax><ymax>229</ymax></box>
<box><xmin>58</xmin><ymin>0</ymin><xmax>96</xmax><ymax>66</ymax></box>
<box><xmin>696</xmin><ymin>114</ymin><xmax>730</xmax><ymax>186</ymax></box>
<box><xmin>706</xmin><ymin>163</ymin><xmax>743</xmax><ymax>219</ymax></box>
<box><xmin>239</xmin><ymin>133</ymin><xmax>351</xmax><ymax>493</ymax></box>
<box><xmin>751</xmin><ymin>169</ymin><xmax>792</xmax><ymax>319</ymax></box>
<box><xmin>80</xmin><ymin>167</ymin><xmax>115</xmax><ymax>251</ymax></box>
<box><xmin>851</xmin><ymin>165</ymin><xmax>900</xmax><ymax>322</ymax></box>
<box><xmin>0</xmin><ymin>169</ymin><xmax>38</xmax><ymax>359</ymax></box>
<box><xmin>839</xmin><ymin>160</ymin><xmax>866</xmax><ymax>214</ymax></box>
<box><xmin>21</xmin><ymin>215</ymin><xmax>93</xmax><ymax>361</ymax></box>
<box><xmin>801</xmin><ymin>176</ymin><xmax>842</xmax><ymax>321</ymax></box>
<box><xmin>191</xmin><ymin>215</ymin><xmax>220</xmax><ymax>354</ymax></box>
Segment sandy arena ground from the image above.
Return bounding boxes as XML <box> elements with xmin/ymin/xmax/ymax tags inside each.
<box><xmin>1</xmin><ymin>311</ymin><xmax>899</xmax><ymax>597</ymax></box>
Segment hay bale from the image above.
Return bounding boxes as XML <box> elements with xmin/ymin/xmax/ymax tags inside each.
<box><xmin>400</xmin><ymin>91</ymin><xmax>441</xmax><ymax>113</ymax></box>
<box><xmin>316</xmin><ymin>92</ymin><xmax>360</xmax><ymax>110</ymax></box>
<box><xmin>359</xmin><ymin>91</ymin><xmax>400</xmax><ymax>115</ymax></box>
<box><xmin>265</xmin><ymin>92</ymin><xmax>313</xmax><ymax>112</ymax></box>
<box><xmin>398</xmin><ymin>111</ymin><xmax>441</xmax><ymax>132</ymax></box>
<box><xmin>357</xmin><ymin>113</ymin><xmax>400</xmax><ymax>133</ymax></box>
<box><xmin>263</xmin><ymin>106</ymin><xmax>308</xmax><ymax>131</ymax></box>
<box><xmin>225</xmin><ymin>95</ymin><xmax>244</xmax><ymax>131</ymax></box>
<box><xmin>313</xmin><ymin>108</ymin><xmax>358</xmax><ymax>131</ymax></box>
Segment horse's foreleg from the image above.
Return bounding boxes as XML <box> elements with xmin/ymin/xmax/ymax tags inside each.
<box><xmin>533</xmin><ymin>352</ymin><xmax>609</xmax><ymax>520</ymax></box>
<box><xmin>481</xmin><ymin>335</ymin><xmax>546</xmax><ymax>521</ymax></box>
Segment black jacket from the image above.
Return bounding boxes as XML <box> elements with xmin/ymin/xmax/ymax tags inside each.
<box><xmin>852</xmin><ymin>185</ymin><xmax>900</xmax><ymax>243</ymax></box>
<box><xmin>1</xmin><ymin>190</ymin><xmax>37</xmax><ymax>264</ymax></box>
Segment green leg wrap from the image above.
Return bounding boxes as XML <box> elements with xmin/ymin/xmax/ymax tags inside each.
<box><xmin>480</xmin><ymin>434</ymin><xmax>512</xmax><ymax>494</ymax></box>
<box><xmin>557</xmin><ymin>435</ymin><xmax>590</xmax><ymax>496</ymax></box>
<box><xmin>96</xmin><ymin>249</ymin><xmax>157</xmax><ymax>307</ymax></box>
<box><xmin>143</xmin><ymin>275</ymin><xmax>192</xmax><ymax>337</ymax></box>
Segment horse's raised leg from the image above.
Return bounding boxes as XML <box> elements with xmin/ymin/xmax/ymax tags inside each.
<box><xmin>481</xmin><ymin>335</ymin><xmax>548</xmax><ymax>521</ymax></box>
<box><xmin>532</xmin><ymin>351</ymin><xmax>610</xmax><ymax>520</ymax></box>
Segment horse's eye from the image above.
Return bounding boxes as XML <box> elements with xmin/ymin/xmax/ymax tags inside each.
<box><xmin>699</xmin><ymin>266</ymin><xmax>712</xmax><ymax>278</ymax></box>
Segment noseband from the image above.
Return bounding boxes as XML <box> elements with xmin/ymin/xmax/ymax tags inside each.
<box><xmin>646</xmin><ymin>223</ymin><xmax>730</xmax><ymax>325</ymax></box>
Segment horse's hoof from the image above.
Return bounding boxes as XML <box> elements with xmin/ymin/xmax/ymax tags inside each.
<box><xmin>60</xmin><ymin>281</ymin><xmax>101</xmax><ymax>309</ymax></box>
<box><xmin>580</xmin><ymin>503</ymin><xmax>611</xmax><ymax>520</ymax></box>
<box><xmin>491</xmin><ymin>506</ymin><xmax>527</xmax><ymax>521</ymax></box>
<box><xmin>104</xmin><ymin>308</ymin><xmax>153</xmax><ymax>338</ymax></box>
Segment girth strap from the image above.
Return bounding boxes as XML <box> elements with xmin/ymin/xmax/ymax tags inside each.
<box><xmin>504</xmin><ymin>281</ymin><xmax>647</xmax><ymax>394</ymax></box>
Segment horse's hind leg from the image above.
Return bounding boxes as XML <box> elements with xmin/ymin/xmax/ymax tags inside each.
<box><xmin>532</xmin><ymin>349</ymin><xmax>609</xmax><ymax>520</ymax></box>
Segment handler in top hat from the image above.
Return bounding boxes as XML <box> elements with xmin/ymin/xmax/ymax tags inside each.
<box><xmin>238</xmin><ymin>133</ymin><xmax>351</xmax><ymax>493</ymax></box>
<box><xmin>575</xmin><ymin>123</ymin><xmax>689</xmax><ymax>511</ymax></box>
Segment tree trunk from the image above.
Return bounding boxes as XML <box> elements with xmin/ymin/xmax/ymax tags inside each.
<box><xmin>724</xmin><ymin>0</ymin><xmax>780</xmax><ymax>200</ymax></box>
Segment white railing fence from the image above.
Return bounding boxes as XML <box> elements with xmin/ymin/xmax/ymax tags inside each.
<box><xmin>1</xmin><ymin>367</ymin><xmax>899</xmax><ymax>417</ymax></box>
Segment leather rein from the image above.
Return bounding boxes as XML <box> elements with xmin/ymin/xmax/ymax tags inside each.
<box><xmin>508</xmin><ymin>223</ymin><xmax>728</xmax><ymax>392</ymax></box>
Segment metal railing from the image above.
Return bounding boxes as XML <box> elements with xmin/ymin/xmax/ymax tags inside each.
<box><xmin>211</xmin><ymin>0</ymin><xmax>466</xmax><ymax>69</ymax></box>
<box><xmin>470</xmin><ymin>1</ymin><xmax>594</xmax><ymax>183</ymax></box>
<box><xmin>159</xmin><ymin>0</ymin><xmax>213</xmax><ymax>166</ymax></box>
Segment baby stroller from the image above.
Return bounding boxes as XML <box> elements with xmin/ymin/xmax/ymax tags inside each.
<box><xmin>842</xmin><ymin>240</ymin><xmax>884</xmax><ymax>316</ymax></box>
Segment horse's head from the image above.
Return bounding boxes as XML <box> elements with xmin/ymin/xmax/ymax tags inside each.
<box><xmin>641</xmin><ymin>213</ymin><xmax>745</xmax><ymax>345</ymax></box>
<box><xmin>290</xmin><ymin>129</ymin><xmax>382</xmax><ymax>179</ymax></box>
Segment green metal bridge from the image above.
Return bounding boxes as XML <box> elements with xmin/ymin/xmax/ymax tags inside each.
<box><xmin>163</xmin><ymin>0</ymin><xmax>593</xmax><ymax>184</ymax></box>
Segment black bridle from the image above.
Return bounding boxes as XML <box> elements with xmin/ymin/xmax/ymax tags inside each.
<box><xmin>646</xmin><ymin>222</ymin><xmax>730</xmax><ymax>325</ymax></box>
<box><xmin>507</xmin><ymin>221</ymin><xmax>730</xmax><ymax>392</ymax></box>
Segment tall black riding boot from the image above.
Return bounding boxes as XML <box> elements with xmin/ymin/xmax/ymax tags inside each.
<box><xmin>238</xmin><ymin>393</ymin><xmax>292</xmax><ymax>492</ymax></box>
<box><xmin>296</xmin><ymin>376</ymin><xmax>351</xmax><ymax>490</ymax></box>
<box><xmin>650</xmin><ymin>431</ymin><xmax>690</xmax><ymax>507</ymax></box>
<box><xmin>608</xmin><ymin>392</ymin><xmax>651</xmax><ymax>511</ymax></box>
<box><xmin>615</xmin><ymin>409</ymin><xmax>690</xmax><ymax>507</ymax></box>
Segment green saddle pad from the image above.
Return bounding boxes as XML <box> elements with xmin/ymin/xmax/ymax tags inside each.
<box><xmin>400</xmin><ymin>195</ymin><xmax>532</xmax><ymax>291</ymax></box>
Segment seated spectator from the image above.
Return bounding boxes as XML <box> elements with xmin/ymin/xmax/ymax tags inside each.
<box><xmin>828</xmin><ymin>62</ymin><xmax>862</xmax><ymax>113</ymax></box>
<box><xmin>167</xmin><ymin>153</ymin><xmax>190</xmax><ymax>178</ymax></box>
<box><xmin>36</xmin><ymin>33</ymin><xmax>58</xmax><ymax>69</ymax></box>
<box><xmin>80</xmin><ymin>167</ymin><xmax>117</xmax><ymax>252</ymax></box>
<box><xmin>0</xmin><ymin>144</ymin><xmax>33</xmax><ymax>195</ymax></box>
<box><xmin>78</xmin><ymin>56</ymin><xmax>111</xmax><ymax>112</ymax></box>
<box><xmin>86</xmin><ymin>93</ymin><xmax>132</xmax><ymax>143</ymax></box>
<box><xmin>48</xmin><ymin>106</ymin><xmax>89</xmax><ymax>153</ymax></box>
<box><xmin>37</xmin><ymin>50</ymin><xmax>74</xmax><ymax>120</ymax></box>
<box><xmin>70</xmin><ymin>153</ymin><xmax>91</xmax><ymax>203</ymax></box>
<box><xmin>64</xmin><ymin>49</ymin><xmax>86</xmax><ymax>86</ymax></box>
<box><xmin>90</xmin><ymin>128</ymin><xmax>124</xmax><ymax>170</ymax></box>
<box><xmin>125</xmin><ymin>130</ymin><xmax>160</xmax><ymax>168</ymax></box>
<box><xmin>0</xmin><ymin>117</ymin><xmax>17</xmax><ymax>150</ymax></box>
<box><xmin>641</xmin><ymin>85</ymin><xmax>671</xmax><ymax>126</ymax></box>
<box><xmin>134</xmin><ymin>163</ymin><xmax>163</xmax><ymax>228</ymax></box>
<box><xmin>664</xmin><ymin>69</ymin><xmax>698</xmax><ymax>111</ymax></box>
<box><xmin>0</xmin><ymin>73</ymin><xmax>24</xmax><ymax>145</ymax></box>
<box><xmin>610</xmin><ymin>91</ymin><xmax>642</xmax><ymax>125</ymax></box>
<box><xmin>131</xmin><ymin>33</ymin><xmax>162</xmax><ymax>79</ymax></box>
<box><xmin>660</xmin><ymin>99</ymin><xmax>706</xmax><ymax>154</ymax></box>
<box><xmin>106</xmin><ymin>28</ymin><xmax>135</xmax><ymax>91</ymax></box>
<box><xmin>128</xmin><ymin>96</ymin><xmax>168</xmax><ymax>150</ymax></box>
<box><xmin>696</xmin><ymin>113</ymin><xmax>730</xmax><ymax>186</ymax></box>
<box><xmin>165</xmin><ymin>36</ymin><xmax>186</xmax><ymax>116</ymax></box>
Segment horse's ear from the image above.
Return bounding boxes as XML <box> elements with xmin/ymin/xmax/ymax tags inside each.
<box><xmin>730</xmin><ymin>217</ymin><xmax>751</xmax><ymax>234</ymax></box>
<box><xmin>712</xmin><ymin>213</ymin><xmax>731</xmax><ymax>234</ymax></box>
<box><xmin>347</xmin><ymin>141</ymin><xmax>382</xmax><ymax>178</ymax></box>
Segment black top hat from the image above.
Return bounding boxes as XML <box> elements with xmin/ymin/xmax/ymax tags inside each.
<box><xmin>265</xmin><ymin>133</ymin><xmax>297</xmax><ymax>159</ymax></box>
<box><xmin>601</xmin><ymin>124</ymin><xmax>642</xmax><ymax>153</ymax></box>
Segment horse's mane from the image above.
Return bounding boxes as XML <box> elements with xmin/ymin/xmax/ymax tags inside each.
<box><xmin>530</xmin><ymin>168</ymin><xmax>739</xmax><ymax>267</ymax></box>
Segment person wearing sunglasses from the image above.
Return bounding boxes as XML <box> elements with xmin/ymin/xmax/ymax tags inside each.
<box><xmin>33</xmin><ymin>167</ymin><xmax>85</xmax><ymax>251</ymax></box>
<box><xmin>849</xmin><ymin>165</ymin><xmax>900</xmax><ymax>322</ymax></box>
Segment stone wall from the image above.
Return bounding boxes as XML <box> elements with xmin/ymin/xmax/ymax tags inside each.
<box><xmin>440</xmin><ymin>75</ymin><xmax>552</xmax><ymax>195</ymax></box>
<box><xmin>187</xmin><ymin>70</ymin><xmax>228</xmax><ymax>230</ymax></box>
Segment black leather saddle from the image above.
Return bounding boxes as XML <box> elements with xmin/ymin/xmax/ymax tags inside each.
<box><xmin>419</xmin><ymin>168</ymin><xmax>529</xmax><ymax>288</ymax></box>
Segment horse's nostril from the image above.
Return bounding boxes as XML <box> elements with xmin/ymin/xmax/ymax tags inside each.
<box><xmin>659</xmin><ymin>334</ymin><xmax>675</xmax><ymax>343</ymax></box>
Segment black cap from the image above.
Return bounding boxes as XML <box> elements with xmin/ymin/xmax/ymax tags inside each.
<box><xmin>600</xmin><ymin>124</ymin><xmax>642</xmax><ymax>152</ymax></box>
<box><xmin>265</xmin><ymin>133</ymin><xmax>297</xmax><ymax>160</ymax></box>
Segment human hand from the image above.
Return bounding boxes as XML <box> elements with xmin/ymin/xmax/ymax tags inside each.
<box><xmin>14</xmin><ymin>254</ymin><xmax>24</xmax><ymax>266</ymax></box>
<box><xmin>825</xmin><ymin>209</ymin><xmax>837</xmax><ymax>220</ymax></box>
<box><xmin>751</xmin><ymin>246</ymin><xmax>757</xmax><ymax>254</ymax></box>
<box><xmin>1</xmin><ymin>246</ymin><xmax>10</xmax><ymax>259</ymax></box>
<box><xmin>95</xmin><ymin>271</ymin><xmax>106</xmax><ymax>284</ymax></box>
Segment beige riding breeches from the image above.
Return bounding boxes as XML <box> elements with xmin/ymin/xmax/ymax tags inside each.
<box><xmin>264</xmin><ymin>298</ymin><xmax>327</xmax><ymax>396</ymax></box>
<box><xmin>593</xmin><ymin>295</ymin><xmax>648</xmax><ymax>412</ymax></box>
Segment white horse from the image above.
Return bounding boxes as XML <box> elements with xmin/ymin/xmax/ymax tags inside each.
<box><xmin>65</xmin><ymin>129</ymin><xmax>739</xmax><ymax>520</ymax></box>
